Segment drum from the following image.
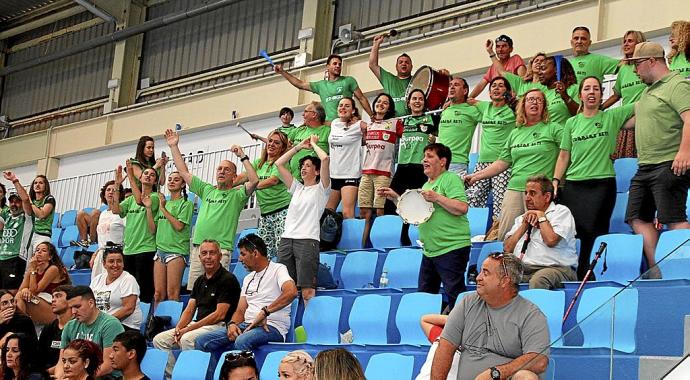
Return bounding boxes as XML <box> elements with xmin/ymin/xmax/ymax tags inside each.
<box><xmin>396</xmin><ymin>189</ymin><xmax>435</xmax><ymax>225</ymax></box>
<box><xmin>405</xmin><ymin>65</ymin><xmax>450</xmax><ymax>111</ymax></box>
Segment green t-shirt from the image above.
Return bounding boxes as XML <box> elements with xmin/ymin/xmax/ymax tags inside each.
<box><xmin>0</xmin><ymin>205</ymin><xmax>8</xmax><ymax>221</ymax></box>
<box><xmin>438</xmin><ymin>103</ymin><xmax>481</xmax><ymax>164</ymax></box>
<box><xmin>129</xmin><ymin>158</ymin><xmax>161</xmax><ymax>188</ymax></box>
<box><xmin>561</xmin><ymin>105</ymin><xmax>635</xmax><ymax>180</ymax></box>
<box><xmin>498</xmin><ymin>122</ymin><xmax>563</xmax><ymax>191</ymax></box>
<box><xmin>670</xmin><ymin>54</ymin><xmax>690</xmax><ymax>79</ymax></box>
<box><xmin>0</xmin><ymin>212</ymin><xmax>33</xmax><ymax>260</ymax></box>
<box><xmin>61</xmin><ymin>311</ymin><xmax>125</xmax><ymax>349</ymax></box>
<box><xmin>254</xmin><ymin>159</ymin><xmax>291</xmax><ymax>215</ymax></box>
<box><xmin>635</xmin><ymin>71</ymin><xmax>690</xmax><ymax>164</ymax></box>
<box><xmin>476</xmin><ymin>101</ymin><xmax>516</xmax><ymax>162</ymax></box>
<box><xmin>613</xmin><ymin>64</ymin><xmax>647</xmax><ymax>105</ymax></box>
<box><xmin>309</xmin><ymin>76</ymin><xmax>360</xmax><ymax>121</ymax></box>
<box><xmin>398</xmin><ymin>115</ymin><xmax>438</xmax><ymax>165</ymax></box>
<box><xmin>156</xmin><ymin>197</ymin><xmax>193</xmax><ymax>255</ymax></box>
<box><xmin>119</xmin><ymin>193</ymin><xmax>159</xmax><ymax>255</ymax></box>
<box><xmin>190</xmin><ymin>176</ymin><xmax>248</xmax><ymax>250</ymax></box>
<box><xmin>277</xmin><ymin>124</ymin><xmax>296</xmax><ymax>136</ymax></box>
<box><xmin>379</xmin><ymin>68</ymin><xmax>411</xmax><ymax>117</ymax></box>
<box><xmin>503</xmin><ymin>72</ymin><xmax>579</xmax><ymax>125</ymax></box>
<box><xmin>286</xmin><ymin>125</ymin><xmax>331</xmax><ymax>179</ymax></box>
<box><xmin>568</xmin><ymin>53</ymin><xmax>619</xmax><ymax>83</ymax></box>
<box><xmin>32</xmin><ymin>195</ymin><xmax>55</xmax><ymax>236</ymax></box>
<box><xmin>418</xmin><ymin>171</ymin><xmax>471</xmax><ymax>257</ymax></box>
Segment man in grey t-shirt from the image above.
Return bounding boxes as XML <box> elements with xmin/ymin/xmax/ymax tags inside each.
<box><xmin>431</xmin><ymin>253</ymin><xmax>550</xmax><ymax>380</ymax></box>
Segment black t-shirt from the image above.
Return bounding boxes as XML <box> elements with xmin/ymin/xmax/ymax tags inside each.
<box><xmin>0</xmin><ymin>312</ymin><xmax>38</xmax><ymax>344</ymax></box>
<box><xmin>191</xmin><ymin>267</ymin><xmax>241</xmax><ymax>322</ymax></box>
<box><xmin>38</xmin><ymin>319</ymin><xmax>63</xmax><ymax>370</ymax></box>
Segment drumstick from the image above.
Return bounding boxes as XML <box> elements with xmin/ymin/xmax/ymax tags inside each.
<box><xmin>555</xmin><ymin>54</ymin><xmax>563</xmax><ymax>81</ymax></box>
<box><xmin>236</xmin><ymin>122</ymin><xmax>253</xmax><ymax>137</ymax></box>
<box><xmin>259</xmin><ymin>49</ymin><xmax>275</xmax><ymax>67</ymax></box>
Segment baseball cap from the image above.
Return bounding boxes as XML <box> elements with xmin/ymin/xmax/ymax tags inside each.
<box><xmin>625</xmin><ymin>42</ymin><xmax>665</xmax><ymax>61</ymax></box>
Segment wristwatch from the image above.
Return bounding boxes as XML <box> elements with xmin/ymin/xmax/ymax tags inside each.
<box><xmin>538</xmin><ymin>216</ymin><xmax>548</xmax><ymax>224</ymax></box>
<box><xmin>490</xmin><ymin>366</ymin><xmax>501</xmax><ymax>380</ymax></box>
<box><xmin>262</xmin><ymin>306</ymin><xmax>271</xmax><ymax>317</ymax></box>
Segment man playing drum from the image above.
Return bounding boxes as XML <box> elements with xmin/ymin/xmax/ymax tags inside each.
<box><xmin>275</xmin><ymin>54</ymin><xmax>373</xmax><ymax>122</ymax></box>
<box><xmin>378</xmin><ymin>143</ymin><xmax>471</xmax><ymax>310</ymax></box>
<box><xmin>369</xmin><ymin>33</ymin><xmax>413</xmax><ymax>117</ymax></box>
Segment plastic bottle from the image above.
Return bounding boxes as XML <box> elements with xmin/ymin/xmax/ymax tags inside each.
<box><xmin>379</xmin><ymin>269</ymin><xmax>389</xmax><ymax>288</ymax></box>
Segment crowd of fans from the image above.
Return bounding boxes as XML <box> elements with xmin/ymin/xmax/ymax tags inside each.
<box><xmin>0</xmin><ymin>19</ymin><xmax>688</xmax><ymax>380</ymax></box>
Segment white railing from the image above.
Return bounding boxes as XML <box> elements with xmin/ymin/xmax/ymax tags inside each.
<box><xmin>8</xmin><ymin>143</ymin><xmax>263</xmax><ymax>214</ymax></box>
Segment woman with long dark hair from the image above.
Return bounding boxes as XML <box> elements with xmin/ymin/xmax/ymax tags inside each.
<box><xmin>130</xmin><ymin>136</ymin><xmax>166</xmax><ymax>187</ymax></box>
<box><xmin>148</xmin><ymin>172</ymin><xmax>193</xmax><ymax>303</ymax></box>
<box><xmin>28</xmin><ymin>175</ymin><xmax>55</xmax><ymax>255</ymax></box>
<box><xmin>554</xmin><ymin>76</ymin><xmax>635</xmax><ymax>279</ymax></box>
<box><xmin>235</xmin><ymin>130</ymin><xmax>291</xmax><ymax>260</ymax></box>
<box><xmin>2</xmin><ymin>333</ymin><xmax>47</xmax><ymax>380</ymax></box>
<box><xmin>14</xmin><ymin>242</ymin><xmax>70</xmax><ymax>325</ymax></box>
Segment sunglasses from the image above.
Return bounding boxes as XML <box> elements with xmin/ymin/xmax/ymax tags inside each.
<box><xmin>488</xmin><ymin>252</ymin><xmax>509</xmax><ymax>277</ymax></box>
<box><xmin>224</xmin><ymin>351</ymin><xmax>254</xmax><ymax>363</ymax></box>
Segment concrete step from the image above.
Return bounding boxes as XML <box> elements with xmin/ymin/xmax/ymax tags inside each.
<box><xmin>638</xmin><ymin>315</ymin><xmax>690</xmax><ymax>378</ymax></box>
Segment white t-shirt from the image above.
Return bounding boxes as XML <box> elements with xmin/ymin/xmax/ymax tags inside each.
<box><xmin>90</xmin><ymin>270</ymin><xmax>143</xmax><ymax>329</ymax></box>
<box><xmin>282</xmin><ymin>181</ymin><xmax>330</xmax><ymax>240</ymax></box>
<box><xmin>96</xmin><ymin>209</ymin><xmax>125</xmax><ymax>248</ymax></box>
<box><xmin>329</xmin><ymin>119</ymin><xmax>363</xmax><ymax>179</ymax></box>
<box><xmin>242</xmin><ymin>262</ymin><xmax>294</xmax><ymax>337</ymax></box>
<box><xmin>506</xmin><ymin>202</ymin><xmax>578</xmax><ymax>268</ymax></box>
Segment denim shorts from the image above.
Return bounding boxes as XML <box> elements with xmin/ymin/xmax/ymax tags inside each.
<box><xmin>154</xmin><ymin>250</ymin><xmax>189</xmax><ymax>265</ymax></box>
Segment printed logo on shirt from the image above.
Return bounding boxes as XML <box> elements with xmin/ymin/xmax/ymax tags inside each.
<box><xmin>578</xmin><ymin>61</ymin><xmax>585</xmax><ymax>68</ymax></box>
<box><xmin>51</xmin><ymin>340</ymin><xmax>61</xmax><ymax>349</ymax></box>
<box><xmin>595</xmin><ymin>122</ymin><xmax>603</xmax><ymax>129</ymax></box>
<box><xmin>94</xmin><ymin>290</ymin><xmax>112</xmax><ymax>312</ymax></box>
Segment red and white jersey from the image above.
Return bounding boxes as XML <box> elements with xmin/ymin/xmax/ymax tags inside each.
<box><xmin>362</xmin><ymin>118</ymin><xmax>404</xmax><ymax>176</ymax></box>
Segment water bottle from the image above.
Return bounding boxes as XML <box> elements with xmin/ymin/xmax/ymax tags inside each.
<box><xmin>379</xmin><ymin>269</ymin><xmax>389</xmax><ymax>288</ymax></box>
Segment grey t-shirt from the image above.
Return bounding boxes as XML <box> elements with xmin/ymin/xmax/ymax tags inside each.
<box><xmin>441</xmin><ymin>293</ymin><xmax>550</xmax><ymax>380</ymax></box>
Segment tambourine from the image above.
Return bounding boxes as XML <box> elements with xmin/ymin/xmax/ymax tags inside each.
<box><xmin>396</xmin><ymin>189</ymin><xmax>434</xmax><ymax>225</ymax></box>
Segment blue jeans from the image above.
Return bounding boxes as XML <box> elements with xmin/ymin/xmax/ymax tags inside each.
<box><xmin>195</xmin><ymin>322</ymin><xmax>284</xmax><ymax>380</ymax></box>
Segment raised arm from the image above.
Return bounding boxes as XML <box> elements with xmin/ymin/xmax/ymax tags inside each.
<box><xmin>310</xmin><ymin>135</ymin><xmax>330</xmax><ymax>187</ymax></box>
<box><xmin>231</xmin><ymin>145</ymin><xmax>259</xmax><ymax>197</ymax></box>
<box><xmin>274</xmin><ymin>64</ymin><xmax>311</xmax><ymax>91</ymax></box>
<box><xmin>275</xmin><ymin>138</ymin><xmax>312</xmax><ymax>189</ymax></box>
<box><xmin>164</xmin><ymin>129</ymin><xmax>194</xmax><ymax>185</ymax></box>
<box><xmin>2</xmin><ymin>172</ymin><xmax>32</xmax><ymax>215</ymax></box>
<box><xmin>110</xmin><ymin>166</ymin><xmax>125</xmax><ymax>216</ymax></box>
<box><xmin>469</xmin><ymin>78</ymin><xmax>489</xmax><ymax>99</ymax></box>
<box><xmin>126</xmin><ymin>160</ymin><xmax>143</xmax><ymax>205</ymax></box>
<box><xmin>354</xmin><ymin>87</ymin><xmax>374</xmax><ymax>117</ymax></box>
<box><xmin>153</xmin><ymin>154</ymin><xmax>169</xmax><ymax>187</ymax></box>
<box><xmin>368</xmin><ymin>34</ymin><xmax>385</xmax><ymax>80</ymax></box>
<box><xmin>141</xmin><ymin>196</ymin><xmax>157</xmax><ymax>235</ymax></box>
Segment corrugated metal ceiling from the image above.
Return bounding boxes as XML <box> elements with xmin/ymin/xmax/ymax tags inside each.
<box><xmin>0</xmin><ymin>0</ymin><xmax>56</xmax><ymax>24</ymax></box>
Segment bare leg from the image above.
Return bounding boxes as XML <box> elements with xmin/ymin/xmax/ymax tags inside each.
<box><xmin>166</xmin><ymin>257</ymin><xmax>187</xmax><ymax>301</ymax></box>
<box><xmin>340</xmin><ymin>186</ymin><xmax>359</xmax><ymax>219</ymax></box>
<box><xmin>153</xmin><ymin>259</ymin><xmax>167</xmax><ymax>306</ymax></box>
<box><xmin>76</xmin><ymin>211</ymin><xmax>89</xmax><ymax>241</ymax></box>
<box><xmin>360</xmin><ymin>208</ymin><xmax>373</xmax><ymax>248</ymax></box>
<box><xmin>302</xmin><ymin>288</ymin><xmax>315</xmax><ymax>306</ymax></box>
<box><xmin>325</xmin><ymin>189</ymin><xmax>341</xmax><ymax>212</ymax></box>
<box><xmin>631</xmin><ymin>219</ymin><xmax>659</xmax><ymax>267</ymax></box>
<box><xmin>88</xmin><ymin>210</ymin><xmax>101</xmax><ymax>243</ymax></box>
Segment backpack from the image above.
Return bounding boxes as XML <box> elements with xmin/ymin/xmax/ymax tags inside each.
<box><xmin>319</xmin><ymin>208</ymin><xmax>343</xmax><ymax>251</ymax></box>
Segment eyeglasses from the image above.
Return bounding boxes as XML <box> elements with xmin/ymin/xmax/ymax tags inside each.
<box><xmin>238</xmin><ymin>237</ymin><xmax>258</xmax><ymax>253</ymax></box>
<box><xmin>104</xmin><ymin>243</ymin><xmax>124</xmax><ymax>254</ymax></box>
<box><xmin>488</xmin><ymin>252</ymin><xmax>509</xmax><ymax>277</ymax></box>
<box><xmin>525</xmin><ymin>97</ymin><xmax>544</xmax><ymax>105</ymax></box>
<box><xmin>632</xmin><ymin>58</ymin><xmax>652</xmax><ymax>67</ymax></box>
<box><xmin>304</xmin><ymin>110</ymin><xmax>316</xmax><ymax>114</ymax></box>
<box><xmin>224</xmin><ymin>351</ymin><xmax>254</xmax><ymax>363</ymax></box>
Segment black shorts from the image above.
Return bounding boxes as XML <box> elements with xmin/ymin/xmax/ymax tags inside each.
<box><xmin>330</xmin><ymin>177</ymin><xmax>360</xmax><ymax>191</ymax></box>
<box><xmin>0</xmin><ymin>257</ymin><xmax>26</xmax><ymax>290</ymax></box>
<box><xmin>625</xmin><ymin>161</ymin><xmax>690</xmax><ymax>225</ymax></box>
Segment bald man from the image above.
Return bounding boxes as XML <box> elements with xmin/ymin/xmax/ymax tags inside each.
<box><xmin>165</xmin><ymin>129</ymin><xmax>259</xmax><ymax>289</ymax></box>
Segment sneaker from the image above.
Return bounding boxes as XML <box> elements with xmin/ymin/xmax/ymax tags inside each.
<box><xmin>69</xmin><ymin>240</ymin><xmax>90</xmax><ymax>248</ymax></box>
<box><xmin>641</xmin><ymin>265</ymin><xmax>662</xmax><ymax>280</ymax></box>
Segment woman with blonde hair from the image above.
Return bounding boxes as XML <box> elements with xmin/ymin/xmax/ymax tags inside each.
<box><xmin>314</xmin><ymin>348</ymin><xmax>364</xmax><ymax>380</ymax></box>
<box><xmin>668</xmin><ymin>20</ymin><xmax>690</xmax><ymax>78</ymax></box>
<box><xmin>465</xmin><ymin>89</ymin><xmax>563</xmax><ymax>239</ymax></box>
<box><xmin>279</xmin><ymin>350</ymin><xmax>314</xmax><ymax>380</ymax></box>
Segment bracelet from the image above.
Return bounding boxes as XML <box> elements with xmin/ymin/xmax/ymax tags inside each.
<box><xmin>228</xmin><ymin>321</ymin><xmax>236</xmax><ymax>326</ymax></box>
<box><xmin>262</xmin><ymin>306</ymin><xmax>271</xmax><ymax>317</ymax></box>
<box><xmin>553</xmin><ymin>178</ymin><xmax>561</xmax><ymax>184</ymax></box>
<box><xmin>240</xmin><ymin>155</ymin><xmax>249</xmax><ymax>162</ymax></box>
<box><xmin>489</xmin><ymin>53</ymin><xmax>496</xmax><ymax>58</ymax></box>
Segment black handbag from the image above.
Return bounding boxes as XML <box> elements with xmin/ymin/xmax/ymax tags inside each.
<box><xmin>145</xmin><ymin>314</ymin><xmax>172</xmax><ymax>341</ymax></box>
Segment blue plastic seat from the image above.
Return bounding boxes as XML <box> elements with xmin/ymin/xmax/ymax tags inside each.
<box><xmin>382</xmin><ymin>248</ymin><xmax>422</xmax><ymax>288</ymax></box>
<box><xmin>468</xmin><ymin>207</ymin><xmax>489</xmax><ymax>237</ymax></box>
<box><xmin>52</xmin><ymin>213</ymin><xmax>60</xmax><ymax>228</ymax></box>
<box><xmin>232</xmin><ymin>262</ymin><xmax>249</xmax><ymax>283</ymax></box>
<box><xmin>657</xmin><ymin>258</ymin><xmax>690</xmax><ymax>280</ymax></box>
<box><xmin>468</xmin><ymin>152</ymin><xmax>479</xmax><ymax>174</ymax></box>
<box><xmin>301</xmin><ymin>296</ymin><xmax>342</xmax><ymax>344</ymax></box>
<box><xmin>61</xmin><ymin>247</ymin><xmax>78</xmax><ymax>269</ymax></box>
<box><xmin>339</xmin><ymin>250</ymin><xmax>379</xmax><ymax>289</ymax></box>
<box><xmin>68</xmin><ymin>269</ymin><xmax>91</xmax><ymax>285</ymax></box>
<box><xmin>51</xmin><ymin>227</ymin><xmax>63</xmax><ymax>247</ymax></box>
<box><xmin>319</xmin><ymin>253</ymin><xmax>337</xmax><ymax>281</ymax></box>
<box><xmin>59</xmin><ymin>225</ymin><xmax>79</xmax><ymax>248</ymax></box>
<box><xmin>613</xmin><ymin>158</ymin><xmax>638</xmax><ymax>193</ymax></box>
<box><xmin>575</xmin><ymin>287</ymin><xmax>638</xmax><ymax>353</ymax></box>
<box><xmin>408</xmin><ymin>224</ymin><xmax>420</xmax><ymax>246</ymax></box>
<box><xmin>60</xmin><ymin>209</ymin><xmax>78</xmax><ymax>227</ymax></box>
<box><xmin>370</xmin><ymin>215</ymin><xmax>403</xmax><ymax>249</ymax></box>
<box><xmin>656</xmin><ymin>229</ymin><xmax>690</xmax><ymax>261</ymax></box>
<box><xmin>139</xmin><ymin>302</ymin><xmax>151</xmax><ymax>335</ymax></box>
<box><xmin>172</xmin><ymin>350</ymin><xmax>211</xmax><ymax>380</ymax></box>
<box><xmin>99</xmin><ymin>204</ymin><xmax>108</xmax><ymax>212</ymax></box>
<box><xmin>590</xmin><ymin>234</ymin><xmax>643</xmax><ymax>284</ymax></box>
<box><xmin>476</xmin><ymin>241</ymin><xmax>504</xmax><ymax>270</ymax></box>
<box><xmin>259</xmin><ymin>350</ymin><xmax>289</xmax><ymax>380</ymax></box>
<box><xmin>338</xmin><ymin>219</ymin><xmax>365</xmax><ymax>250</ymax></box>
<box><xmin>365</xmin><ymin>353</ymin><xmax>415</xmax><ymax>380</ymax></box>
<box><xmin>396</xmin><ymin>292</ymin><xmax>442</xmax><ymax>345</ymax></box>
<box><xmin>233</xmin><ymin>228</ymin><xmax>258</xmax><ymax>260</ymax></box>
<box><xmin>82</xmin><ymin>207</ymin><xmax>95</xmax><ymax>215</ymax></box>
<box><xmin>609</xmin><ymin>192</ymin><xmax>632</xmax><ymax>234</ymax></box>
<box><xmin>349</xmin><ymin>294</ymin><xmax>391</xmax><ymax>344</ymax></box>
<box><xmin>181</xmin><ymin>266</ymin><xmax>190</xmax><ymax>288</ymax></box>
<box><xmin>141</xmin><ymin>348</ymin><xmax>167</xmax><ymax>380</ymax></box>
<box><xmin>520</xmin><ymin>289</ymin><xmax>565</xmax><ymax>345</ymax></box>
<box><xmin>154</xmin><ymin>300</ymin><xmax>183</xmax><ymax>327</ymax></box>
